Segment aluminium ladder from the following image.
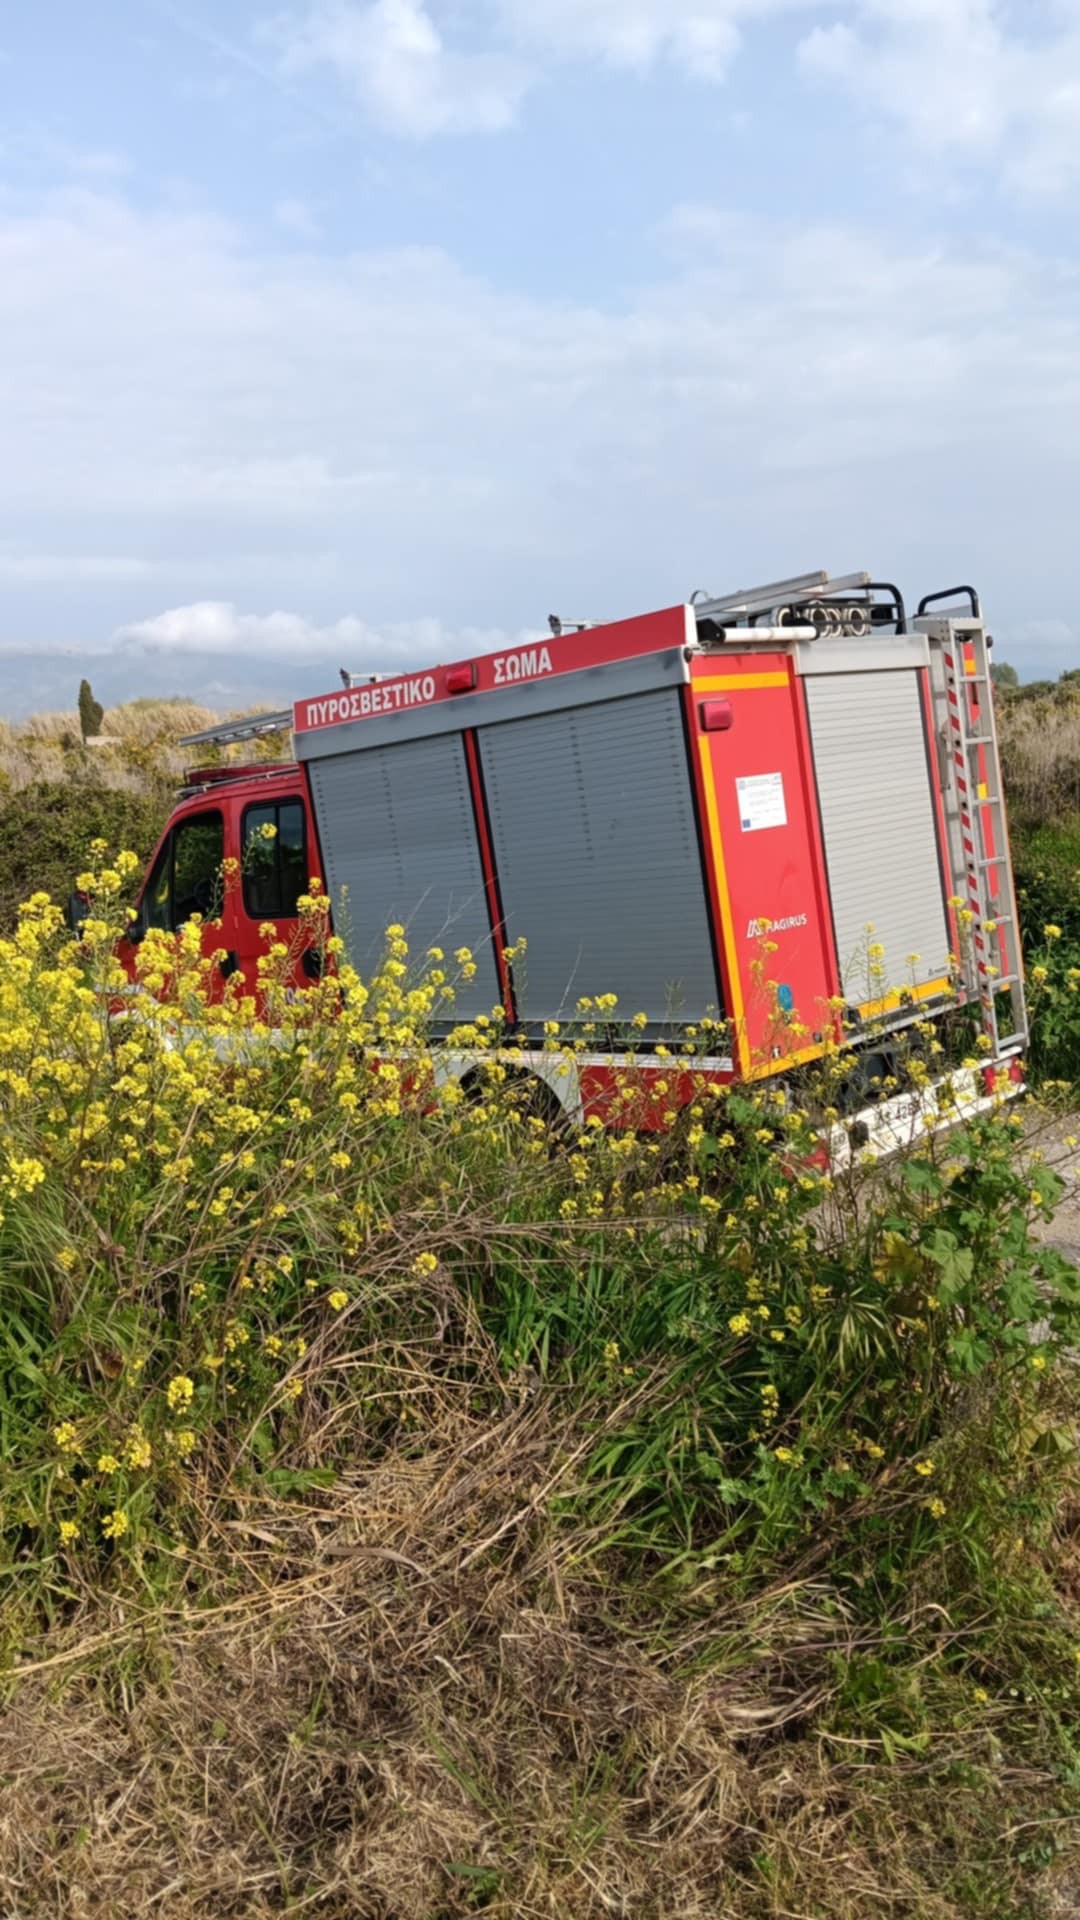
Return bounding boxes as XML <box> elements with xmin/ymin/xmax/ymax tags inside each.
<box><xmin>180</xmin><ymin>709</ymin><xmax>293</xmax><ymax>750</ymax></box>
<box><xmin>920</xmin><ymin>614</ymin><xmax>1028</xmax><ymax>1057</ymax></box>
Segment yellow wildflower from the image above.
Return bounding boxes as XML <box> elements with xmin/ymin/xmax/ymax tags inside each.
<box><xmin>124</xmin><ymin>1428</ymin><xmax>152</xmax><ymax>1470</ymax></box>
<box><xmin>166</xmin><ymin>1375</ymin><xmax>194</xmax><ymax>1412</ymax></box>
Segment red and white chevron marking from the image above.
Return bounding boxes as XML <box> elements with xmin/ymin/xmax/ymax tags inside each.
<box><xmin>943</xmin><ymin>646</ymin><xmax>993</xmax><ymax>1003</ymax></box>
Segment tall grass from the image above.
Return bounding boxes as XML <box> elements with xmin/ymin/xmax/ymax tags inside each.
<box><xmin>0</xmin><ymin>696</ymin><xmax>290</xmax><ymax>795</ymax></box>
<box><xmin>0</xmin><ymin>697</ymin><xmax>294</xmax><ymax>935</ymax></box>
<box><xmin>0</xmin><ymin>858</ymin><xmax>1077</xmax><ymax>1915</ymax></box>
<box><xmin>999</xmin><ymin>686</ymin><xmax>1080</xmax><ymax>827</ymax></box>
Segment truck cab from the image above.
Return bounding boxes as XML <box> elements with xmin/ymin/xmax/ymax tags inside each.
<box><xmin>121</xmin><ymin>762</ymin><xmax>317</xmax><ymax>999</ymax></box>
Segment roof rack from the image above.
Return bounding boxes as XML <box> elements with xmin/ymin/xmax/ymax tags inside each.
<box><xmin>691</xmin><ymin>569</ymin><xmax>907</xmax><ymax>636</ymax></box>
<box><xmin>177</xmin><ymin>760</ymin><xmax>298</xmax><ymax>800</ymax></box>
<box><xmin>691</xmin><ymin>570</ymin><xmax>871</xmax><ymax>622</ymax></box>
<box><xmin>179</xmin><ymin>709</ymin><xmax>292</xmax><ymax>750</ymax></box>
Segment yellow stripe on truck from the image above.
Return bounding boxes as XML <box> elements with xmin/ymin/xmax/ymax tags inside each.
<box><xmin>695</xmin><ymin>672</ymin><xmax>791</xmax><ymax>693</ymax></box>
<box><xmin>857</xmin><ymin>975</ymin><xmax>952</xmax><ymax>1021</ymax></box>
<box><xmin>695</xmin><ymin>734</ymin><xmax>750</xmax><ymax>1077</ymax></box>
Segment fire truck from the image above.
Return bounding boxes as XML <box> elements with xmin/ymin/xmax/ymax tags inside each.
<box><xmin>118</xmin><ymin>570</ymin><xmax>1028</xmax><ymax>1153</ymax></box>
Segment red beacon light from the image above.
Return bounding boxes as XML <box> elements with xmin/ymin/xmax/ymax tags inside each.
<box><xmin>446</xmin><ymin>663</ymin><xmax>477</xmax><ymax>695</ymax></box>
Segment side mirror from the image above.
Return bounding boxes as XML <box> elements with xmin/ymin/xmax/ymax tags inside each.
<box><xmin>65</xmin><ymin>892</ymin><xmax>90</xmax><ymax>935</ymax></box>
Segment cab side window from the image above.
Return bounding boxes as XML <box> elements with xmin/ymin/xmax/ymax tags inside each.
<box><xmin>141</xmin><ymin>811</ymin><xmax>225</xmax><ymax>931</ymax></box>
<box><xmin>242</xmin><ymin>800</ymin><xmax>307</xmax><ymax>919</ymax></box>
<box><xmin>143</xmin><ymin>838</ymin><xmax>172</xmax><ymax>931</ymax></box>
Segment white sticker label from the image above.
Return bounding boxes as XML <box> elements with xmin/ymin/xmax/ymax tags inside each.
<box><xmin>736</xmin><ymin>771</ymin><xmax>787</xmax><ymax>832</ymax></box>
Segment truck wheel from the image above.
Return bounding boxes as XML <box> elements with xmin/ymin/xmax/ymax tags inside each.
<box><xmin>459</xmin><ymin>1067</ymin><xmax>572</xmax><ymax>1143</ymax></box>
<box><xmin>838</xmin><ymin>1048</ymin><xmax>894</xmax><ymax>1114</ymax></box>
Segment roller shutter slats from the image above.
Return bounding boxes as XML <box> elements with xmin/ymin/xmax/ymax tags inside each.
<box><xmin>308</xmin><ymin>734</ymin><xmax>500</xmax><ymax>1017</ymax></box>
<box><xmin>805</xmin><ymin>671</ymin><xmax>950</xmax><ymax>997</ymax></box>
<box><xmin>478</xmin><ymin>690</ymin><xmax>719</xmax><ymax>1023</ymax></box>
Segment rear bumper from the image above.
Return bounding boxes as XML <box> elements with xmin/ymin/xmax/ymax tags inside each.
<box><xmin>825</xmin><ymin>1057</ymin><xmax>1025</xmax><ymax>1170</ymax></box>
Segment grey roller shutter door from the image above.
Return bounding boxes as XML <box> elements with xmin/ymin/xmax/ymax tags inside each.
<box><xmin>307</xmin><ymin>734</ymin><xmax>500</xmax><ymax>1016</ymax></box>
<box><xmin>477</xmin><ymin>689</ymin><xmax>719</xmax><ymax>1024</ymax></box>
<box><xmin>804</xmin><ymin>670</ymin><xmax>950</xmax><ymax>998</ymax></box>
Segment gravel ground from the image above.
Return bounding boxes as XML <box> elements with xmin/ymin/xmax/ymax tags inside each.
<box><xmin>1027</xmin><ymin>1107</ymin><xmax>1080</xmax><ymax>1266</ymax></box>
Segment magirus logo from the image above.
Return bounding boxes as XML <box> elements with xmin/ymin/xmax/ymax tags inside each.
<box><xmin>746</xmin><ymin>913</ymin><xmax>808</xmax><ymax>940</ymax></box>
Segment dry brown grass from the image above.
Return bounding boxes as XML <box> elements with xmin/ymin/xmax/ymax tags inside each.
<box><xmin>2</xmin><ymin>1376</ymin><xmax>1076</xmax><ymax>1920</ymax></box>
<box><xmin>3</xmin><ymin>700</ymin><xmax>222</xmax><ymax>749</ymax></box>
<box><xmin>0</xmin><ymin>699</ymin><xmax>291</xmax><ymax>797</ymax></box>
<box><xmin>998</xmin><ymin>690</ymin><xmax>1080</xmax><ymax>825</ymax></box>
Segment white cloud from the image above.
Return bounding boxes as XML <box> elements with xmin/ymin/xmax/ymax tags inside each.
<box><xmin>799</xmin><ymin>0</ymin><xmax>1080</xmax><ymax>194</ymax></box>
<box><xmin>266</xmin><ymin>0</ymin><xmax>1080</xmax><ymax>191</ymax></box>
<box><xmin>114</xmin><ymin>598</ymin><xmax>527</xmax><ymax>667</ymax></box>
<box><xmin>0</xmin><ymin>129</ymin><xmax>130</xmax><ymax>179</ymax></box>
<box><xmin>267</xmin><ymin>1</ymin><xmax>833</xmax><ymax>134</ymax></box>
<box><xmin>0</xmin><ymin>551</ymin><xmax>154</xmax><ymax>584</ymax></box>
<box><xmin>491</xmin><ymin>0</ymin><xmax>831</xmax><ymax>81</ymax></box>
<box><xmin>2</xmin><ymin>182</ymin><xmax>1080</xmax><ymax>695</ymax></box>
<box><xmin>493</xmin><ymin>0</ymin><xmax>739</xmax><ymax>78</ymax></box>
<box><xmin>272</xmin><ymin>0</ymin><xmax>819</xmax><ymax>116</ymax></box>
<box><xmin>116</xmin><ymin>600</ymin><xmax>328</xmax><ymax>656</ymax></box>
<box><xmin>274</xmin><ymin>194</ymin><xmax>321</xmax><ymax>238</ymax></box>
<box><xmin>275</xmin><ymin>0</ymin><xmax>529</xmax><ymax>136</ymax></box>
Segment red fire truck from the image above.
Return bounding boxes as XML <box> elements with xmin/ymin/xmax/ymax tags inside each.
<box><xmin>117</xmin><ymin>570</ymin><xmax>1027</xmax><ymax>1154</ymax></box>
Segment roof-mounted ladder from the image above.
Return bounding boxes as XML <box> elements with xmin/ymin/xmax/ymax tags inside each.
<box><xmin>691</xmin><ymin>569</ymin><xmax>872</xmax><ymax>623</ymax></box>
<box><xmin>180</xmin><ymin>709</ymin><xmax>292</xmax><ymax>750</ymax></box>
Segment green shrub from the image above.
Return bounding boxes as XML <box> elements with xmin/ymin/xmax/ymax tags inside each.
<box><xmin>0</xmin><ymin>780</ymin><xmax>167</xmax><ymax>933</ymax></box>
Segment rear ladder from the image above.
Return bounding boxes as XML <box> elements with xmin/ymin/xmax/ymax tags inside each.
<box><xmin>920</xmin><ymin>613</ymin><xmax>1028</xmax><ymax>1056</ymax></box>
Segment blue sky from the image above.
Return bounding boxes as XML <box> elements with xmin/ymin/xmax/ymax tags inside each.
<box><xmin>1</xmin><ymin>0</ymin><xmax>1079</xmax><ymax>714</ymax></box>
